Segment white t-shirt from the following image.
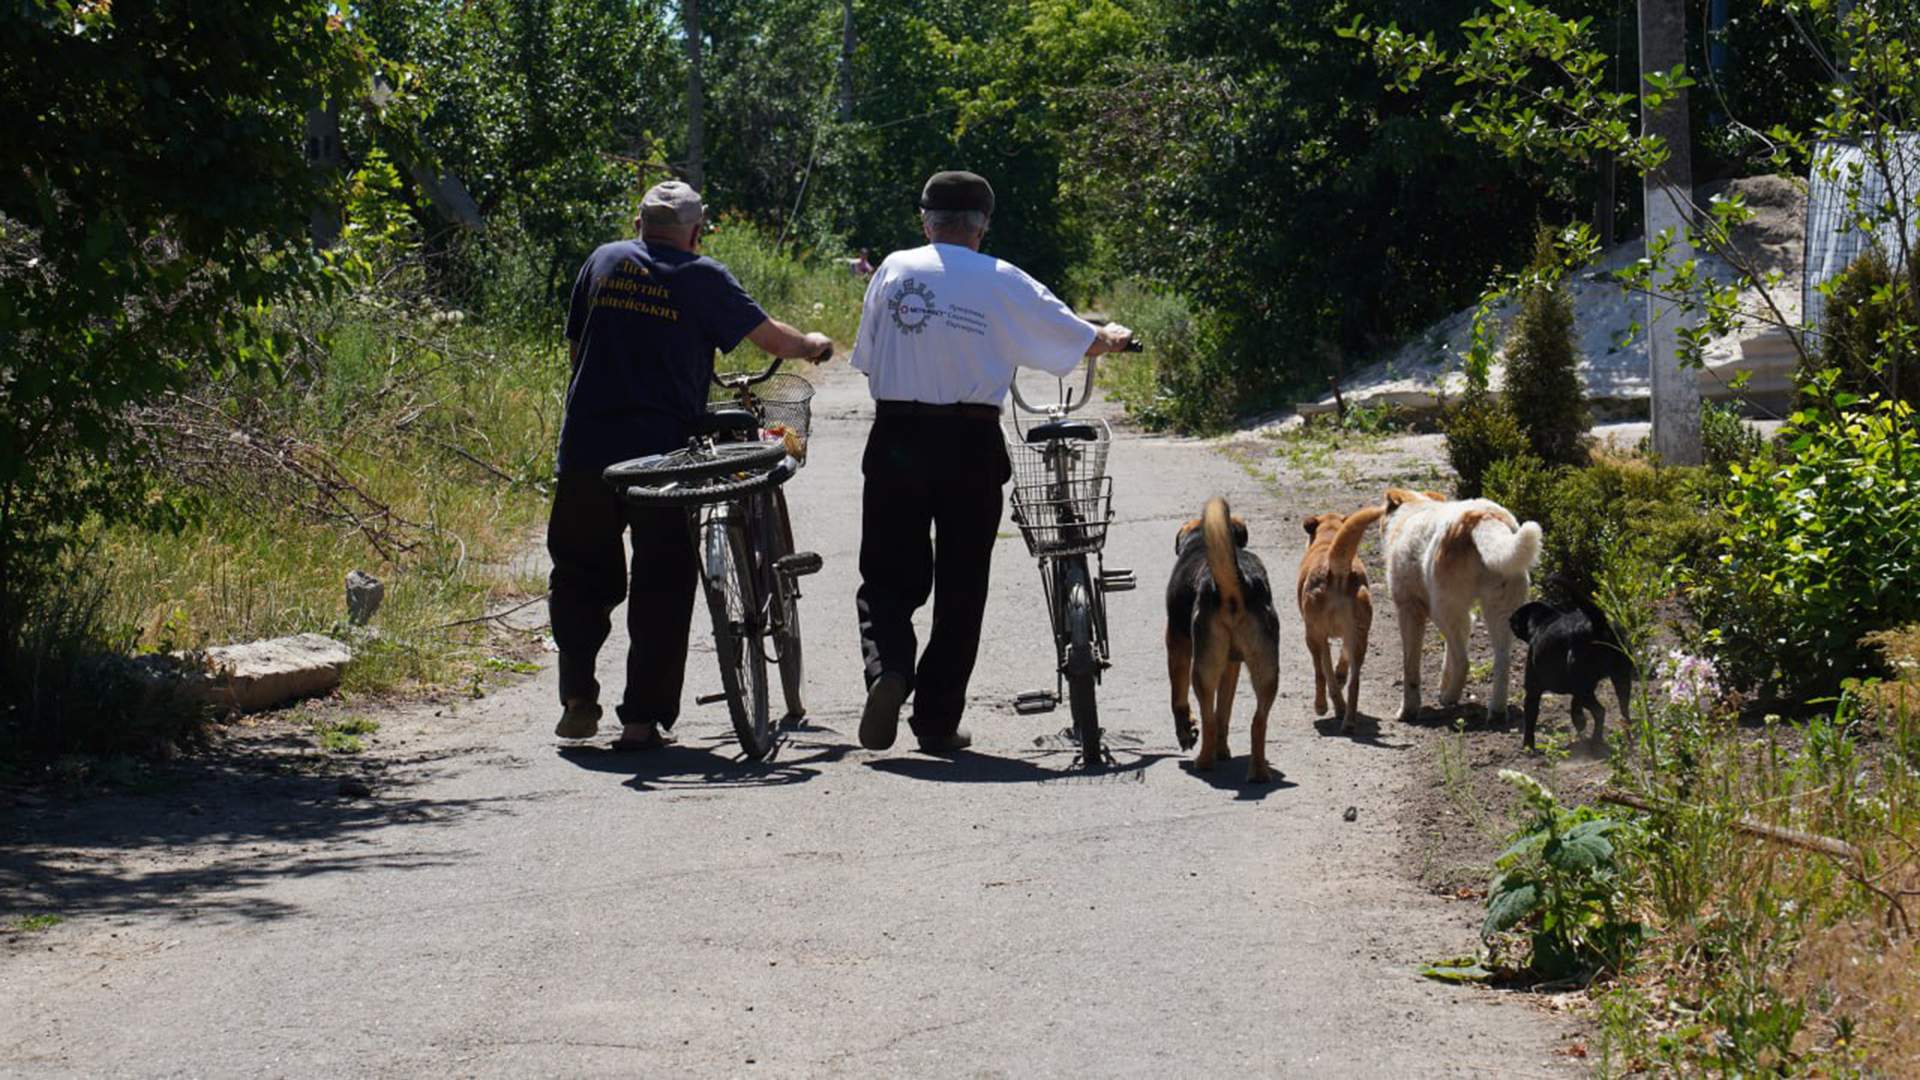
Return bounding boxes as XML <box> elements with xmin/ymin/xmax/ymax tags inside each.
<box><xmin>851</xmin><ymin>243</ymin><xmax>1096</xmax><ymax>405</ymax></box>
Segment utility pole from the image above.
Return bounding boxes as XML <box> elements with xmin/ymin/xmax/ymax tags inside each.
<box><xmin>305</xmin><ymin>105</ymin><xmax>343</xmax><ymax>249</ymax></box>
<box><xmin>838</xmin><ymin>0</ymin><xmax>855</xmax><ymax>122</ymax></box>
<box><xmin>683</xmin><ymin>0</ymin><xmax>705</xmax><ymax>191</ymax></box>
<box><xmin>1639</xmin><ymin>0</ymin><xmax>1702</xmax><ymax>464</ymax></box>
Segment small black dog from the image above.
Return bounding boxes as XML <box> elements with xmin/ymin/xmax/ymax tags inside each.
<box><xmin>1509</xmin><ymin>592</ymin><xmax>1633</xmax><ymax>751</ymax></box>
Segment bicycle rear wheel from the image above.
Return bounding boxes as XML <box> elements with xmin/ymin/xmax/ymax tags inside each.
<box><xmin>605</xmin><ymin>440</ymin><xmax>787</xmax><ymax>487</ymax></box>
<box><xmin>702</xmin><ymin>517</ymin><xmax>774</xmax><ymax>759</ymax></box>
<box><xmin>765</xmin><ymin>488</ymin><xmax>805</xmax><ymax>721</ymax></box>
<box><xmin>1060</xmin><ymin>557</ymin><xmax>1101</xmax><ymax>766</ymax></box>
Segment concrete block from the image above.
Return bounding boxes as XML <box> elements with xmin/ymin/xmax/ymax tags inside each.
<box><xmin>191</xmin><ymin>633</ymin><xmax>353</xmax><ymax>712</ymax></box>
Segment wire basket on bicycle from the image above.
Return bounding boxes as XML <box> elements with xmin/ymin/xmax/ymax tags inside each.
<box><xmin>1009</xmin><ymin>475</ymin><xmax>1113</xmax><ymax>557</ymax></box>
<box><xmin>1007</xmin><ymin>417</ymin><xmax>1114</xmax><ymax>558</ymax></box>
<box><xmin>714</xmin><ymin>371</ymin><xmax>814</xmax><ymax>442</ymax></box>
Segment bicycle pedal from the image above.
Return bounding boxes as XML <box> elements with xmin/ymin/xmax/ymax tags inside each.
<box><xmin>1013</xmin><ymin>691</ymin><xmax>1058</xmax><ymax>715</ymax></box>
<box><xmin>775</xmin><ymin>551</ymin><xmax>824</xmax><ymax>577</ymax></box>
<box><xmin>1099</xmin><ymin>567</ymin><xmax>1137</xmax><ymax>593</ymax></box>
<box><xmin>695</xmin><ymin>691</ymin><xmax>730</xmax><ymax>706</ymax></box>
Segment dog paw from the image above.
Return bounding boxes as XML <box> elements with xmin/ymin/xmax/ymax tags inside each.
<box><xmin>1174</xmin><ymin>718</ymin><xmax>1197</xmax><ymax>751</ymax></box>
<box><xmin>1395</xmin><ymin>706</ymin><xmax>1419</xmax><ymax>724</ymax></box>
<box><xmin>1246</xmin><ymin>762</ymin><xmax>1274</xmax><ymax>784</ymax></box>
<box><xmin>1194</xmin><ymin>752</ymin><xmax>1216</xmax><ymax>771</ymax></box>
<box><xmin>1313</xmin><ymin>696</ymin><xmax>1327</xmax><ymax>715</ymax></box>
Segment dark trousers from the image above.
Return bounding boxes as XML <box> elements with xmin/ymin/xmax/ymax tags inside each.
<box><xmin>546</xmin><ymin>472</ymin><xmax>698</xmax><ymax>727</ymax></box>
<box><xmin>855</xmin><ymin>415</ymin><xmax>1010</xmax><ymax>737</ymax></box>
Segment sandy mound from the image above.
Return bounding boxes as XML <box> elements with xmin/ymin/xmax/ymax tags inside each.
<box><xmin>1291</xmin><ymin>176</ymin><xmax>1809</xmax><ymax>422</ymax></box>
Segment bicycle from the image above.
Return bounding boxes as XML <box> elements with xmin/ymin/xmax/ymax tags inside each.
<box><xmin>1005</xmin><ymin>341</ymin><xmax>1142</xmax><ymax>769</ymax></box>
<box><xmin>601</xmin><ymin>356</ymin><xmax>825</xmax><ymax>760</ymax></box>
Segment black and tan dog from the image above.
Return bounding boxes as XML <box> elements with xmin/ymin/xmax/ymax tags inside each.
<box><xmin>1166</xmin><ymin>497</ymin><xmax>1281</xmax><ymax>783</ymax></box>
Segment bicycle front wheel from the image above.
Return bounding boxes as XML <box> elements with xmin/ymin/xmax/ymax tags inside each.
<box><xmin>702</xmin><ymin>518</ymin><xmax>774</xmax><ymax>760</ymax></box>
<box><xmin>1061</xmin><ymin>558</ymin><xmax>1101</xmax><ymax>765</ymax></box>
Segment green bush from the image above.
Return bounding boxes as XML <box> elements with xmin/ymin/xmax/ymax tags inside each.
<box><xmin>1445</xmin><ymin>390</ymin><xmax>1531</xmax><ymax>498</ymax></box>
<box><xmin>1813</xmin><ymin>246</ymin><xmax>1920</xmax><ymax>411</ymax></box>
<box><xmin>1101</xmin><ymin>281</ymin><xmax>1236</xmax><ymax>432</ymax></box>
<box><xmin>1502</xmin><ymin>226</ymin><xmax>1591</xmax><ymax>466</ymax></box>
<box><xmin>1700</xmin><ymin>399</ymin><xmax>1765</xmax><ymax>469</ymax></box>
<box><xmin>1483</xmin><ymin>452</ymin><xmax>1724</xmax><ymax>595</ymax></box>
<box><xmin>1689</xmin><ymin>396</ymin><xmax>1920</xmax><ymax>700</ymax></box>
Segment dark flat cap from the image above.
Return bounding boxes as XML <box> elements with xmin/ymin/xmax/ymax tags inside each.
<box><xmin>919</xmin><ymin>170</ymin><xmax>994</xmax><ymax>215</ymax></box>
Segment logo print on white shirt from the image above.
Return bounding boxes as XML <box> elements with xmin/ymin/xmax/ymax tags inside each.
<box><xmin>887</xmin><ymin>278</ymin><xmax>938</xmax><ymax>334</ymax></box>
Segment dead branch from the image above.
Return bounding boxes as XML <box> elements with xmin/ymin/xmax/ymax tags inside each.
<box><xmin>1601</xmin><ymin>788</ymin><xmax>1913</xmax><ymax>937</ymax></box>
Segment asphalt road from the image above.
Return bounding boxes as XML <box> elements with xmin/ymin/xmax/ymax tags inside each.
<box><xmin>2</xmin><ymin>360</ymin><xmax>1576</xmax><ymax>1077</ymax></box>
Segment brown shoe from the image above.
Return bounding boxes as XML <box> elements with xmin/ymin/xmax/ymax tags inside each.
<box><xmin>915</xmin><ymin>727</ymin><xmax>973</xmax><ymax>755</ymax></box>
<box><xmin>860</xmin><ymin>673</ymin><xmax>909</xmax><ymax>750</ymax></box>
<box><xmin>554</xmin><ymin>701</ymin><xmax>603</xmax><ymax>740</ymax></box>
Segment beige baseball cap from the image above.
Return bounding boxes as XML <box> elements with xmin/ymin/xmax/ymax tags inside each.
<box><xmin>640</xmin><ymin>180</ymin><xmax>704</xmax><ymax>227</ymax></box>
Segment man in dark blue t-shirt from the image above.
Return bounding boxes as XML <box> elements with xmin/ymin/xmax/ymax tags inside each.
<box><xmin>550</xmin><ymin>180</ymin><xmax>832</xmax><ymax>749</ymax></box>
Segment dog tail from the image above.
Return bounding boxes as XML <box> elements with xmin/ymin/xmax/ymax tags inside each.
<box><xmin>1327</xmin><ymin>505</ymin><xmax>1384</xmax><ymax>584</ymax></box>
<box><xmin>1472</xmin><ymin>517</ymin><xmax>1542</xmax><ymax>577</ymax></box>
<box><xmin>1202</xmin><ymin>497</ymin><xmax>1243</xmax><ymax>615</ymax></box>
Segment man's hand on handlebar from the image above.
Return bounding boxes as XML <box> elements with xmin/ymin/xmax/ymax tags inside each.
<box><xmin>1085</xmin><ymin>321</ymin><xmax>1136</xmax><ymax>356</ymax></box>
<box><xmin>801</xmin><ymin>332</ymin><xmax>834</xmax><ymax>364</ymax></box>
<box><xmin>746</xmin><ymin>317</ymin><xmax>835</xmax><ymax>364</ymax></box>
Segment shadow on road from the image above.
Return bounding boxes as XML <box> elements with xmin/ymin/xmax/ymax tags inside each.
<box><xmin>558</xmin><ymin>735</ymin><xmax>852</xmax><ymax>791</ymax></box>
<box><xmin>1394</xmin><ymin>702</ymin><xmax>1521</xmax><ymax>736</ymax></box>
<box><xmin>867</xmin><ymin>749</ymin><xmax>1174</xmax><ymax>784</ymax></box>
<box><xmin>1</xmin><ymin>757</ymin><xmax>513</xmax><ymax>924</ymax></box>
<box><xmin>1310</xmin><ymin>713</ymin><xmax>1412</xmax><ymax>750</ymax></box>
<box><xmin>1174</xmin><ymin>758</ymin><xmax>1300</xmax><ymax>801</ymax></box>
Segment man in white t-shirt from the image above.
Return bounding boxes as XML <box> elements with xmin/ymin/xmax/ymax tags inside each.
<box><xmin>851</xmin><ymin>170</ymin><xmax>1133</xmax><ymax>754</ymax></box>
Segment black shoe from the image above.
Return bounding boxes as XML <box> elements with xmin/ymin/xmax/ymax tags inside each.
<box><xmin>915</xmin><ymin>727</ymin><xmax>973</xmax><ymax>755</ymax></box>
<box><xmin>860</xmin><ymin>673</ymin><xmax>909</xmax><ymax>750</ymax></box>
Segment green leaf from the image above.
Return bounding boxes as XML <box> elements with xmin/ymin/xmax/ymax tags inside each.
<box><xmin>1420</xmin><ymin>958</ymin><xmax>1493</xmax><ymax>983</ymax></box>
<box><xmin>1483</xmin><ymin>878</ymin><xmax>1540</xmax><ymax>937</ymax></box>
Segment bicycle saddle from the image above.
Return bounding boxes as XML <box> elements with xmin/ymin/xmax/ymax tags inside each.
<box><xmin>695</xmin><ymin>407</ymin><xmax>759</xmax><ymax>437</ymax></box>
<box><xmin>1023</xmin><ymin>420</ymin><xmax>1099</xmax><ymax>444</ymax></box>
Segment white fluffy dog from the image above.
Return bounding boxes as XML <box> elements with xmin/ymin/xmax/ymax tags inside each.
<box><xmin>1382</xmin><ymin>489</ymin><xmax>1542</xmax><ymax>722</ymax></box>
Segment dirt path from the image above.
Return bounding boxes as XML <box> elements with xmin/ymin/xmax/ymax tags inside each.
<box><xmin>2</xmin><ymin>362</ymin><xmax>1580</xmax><ymax>1077</ymax></box>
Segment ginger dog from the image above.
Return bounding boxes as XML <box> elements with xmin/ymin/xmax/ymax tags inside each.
<box><xmin>1297</xmin><ymin>505</ymin><xmax>1385</xmax><ymax>732</ymax></box>
<box><xmin>1165</xmin><ymin>497</ymin><xmax>1282</xmax><ymax>783</ymax></box>
<box><xmin>1381</xmin><ymin>489</ymin><xmax>1542</xmax><ymax>723</ymax></box>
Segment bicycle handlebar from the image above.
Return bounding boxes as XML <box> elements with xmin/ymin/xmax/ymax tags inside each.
<box><xmin>1006</xmin><ymin>337</ymin><xmax>1143</xmax><ymax>417</ymax></box>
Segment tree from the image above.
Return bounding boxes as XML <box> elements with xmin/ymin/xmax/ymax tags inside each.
<box><xmin>0</xmin><ymin>0</ymin><xmax>373</xmax><ymax>656</ymax></box>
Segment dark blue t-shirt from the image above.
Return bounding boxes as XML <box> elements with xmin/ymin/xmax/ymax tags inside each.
<box><xmin>557</xmin><ymin>240</ymin><xmax>768</xmax><ymax>475</ymax></box>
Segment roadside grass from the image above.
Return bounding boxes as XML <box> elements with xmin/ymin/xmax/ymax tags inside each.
<box><xmin>3</xmin><ymin>914</ymin><xmax>64</xmax><ymax>934</ymax></box>
<box><xmin>91</xmin><ymin>309</ymin><xmax>560</xmax><ymax>697</ymax></box>
<box><xmin>312</xmin><ymin>715</ymin><xmax>380</xmax><ymax>754</ymax></box>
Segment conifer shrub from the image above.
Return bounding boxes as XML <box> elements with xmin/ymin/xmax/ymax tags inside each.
<box><xmin>1503</xmin><ymin>225</ymin><xmax>1591</xmax><ymax>466</ymax></box>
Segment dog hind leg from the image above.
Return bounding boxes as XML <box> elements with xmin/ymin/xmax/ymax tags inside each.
<box><xmin>1212</xmin><ymin>658</ymin><xmax>1240</xmax><ymax>763</ymax></box>
<box><xmin>1191</xmin><ymin>622</ymin><xmax>1229</xmax><ymax>771</ymax></box>
<box><xmin>1245</xmin><ymin>647</ymin><xmax>1279</xmax><ymax>784</ymax></box>
<box><xmin>1341</xmin><ymin>621</ymin><xmax>1368</xmax><ymax>734</ymax></box>
<box><xmin>1436</xmin><ymin>606</ymin><xmax>1472</xmax><ymax>708</ymax></box>
<box><xmin>1307</xmin><ymin>626</ymin><xmax>1330</xmax><ymax>716</ymax></box>
<box><xmin>1484</xmin><ymin>599</ymin><xmax>1520</xmax><ymax>718</ymax></box>
<box><xmin>1167</xmin><ymin>625</ymin><xmax>1196</xmax><ymax>750</ymax></box>
<box><xmin>1396</xmin><ymin>602</ymin><xmax>1428</xmax><ymax>723</ymax></box>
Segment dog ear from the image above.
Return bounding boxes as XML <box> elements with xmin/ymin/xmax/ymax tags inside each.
<box><xmin>1175</xmin><ymin>518</ymin><xmax>1200</xmax><ymax>553</ymax></box>
<box><xmin>1231</xmin><ymin>515</ymin><xmax>1250</xmax><ymax>547</ymax></box>
<box><xmin>1424</xmin><ymin>489</ymin><xmax>1447</xmax><ymax>501</ymax></box>
<box><xmin>1385</xmin><ymin>488</ymin><xmax>1425</xmax><ymax>511</ymax></box>
<box><xmin>1302</xmin><ymin>515</ymin><xmax>1321</xmax><ymax>538</ymax></box>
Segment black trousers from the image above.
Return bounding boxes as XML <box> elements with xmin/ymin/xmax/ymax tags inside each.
<box><xmin>546</xmin><ymin>472</ymin><xmax>698</xmax><ymax>727</ymax></box>
<box><xmin>855</xmin><ymin>414</ymin><xmax>1010</xmax><ymax>737</ymax></box>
